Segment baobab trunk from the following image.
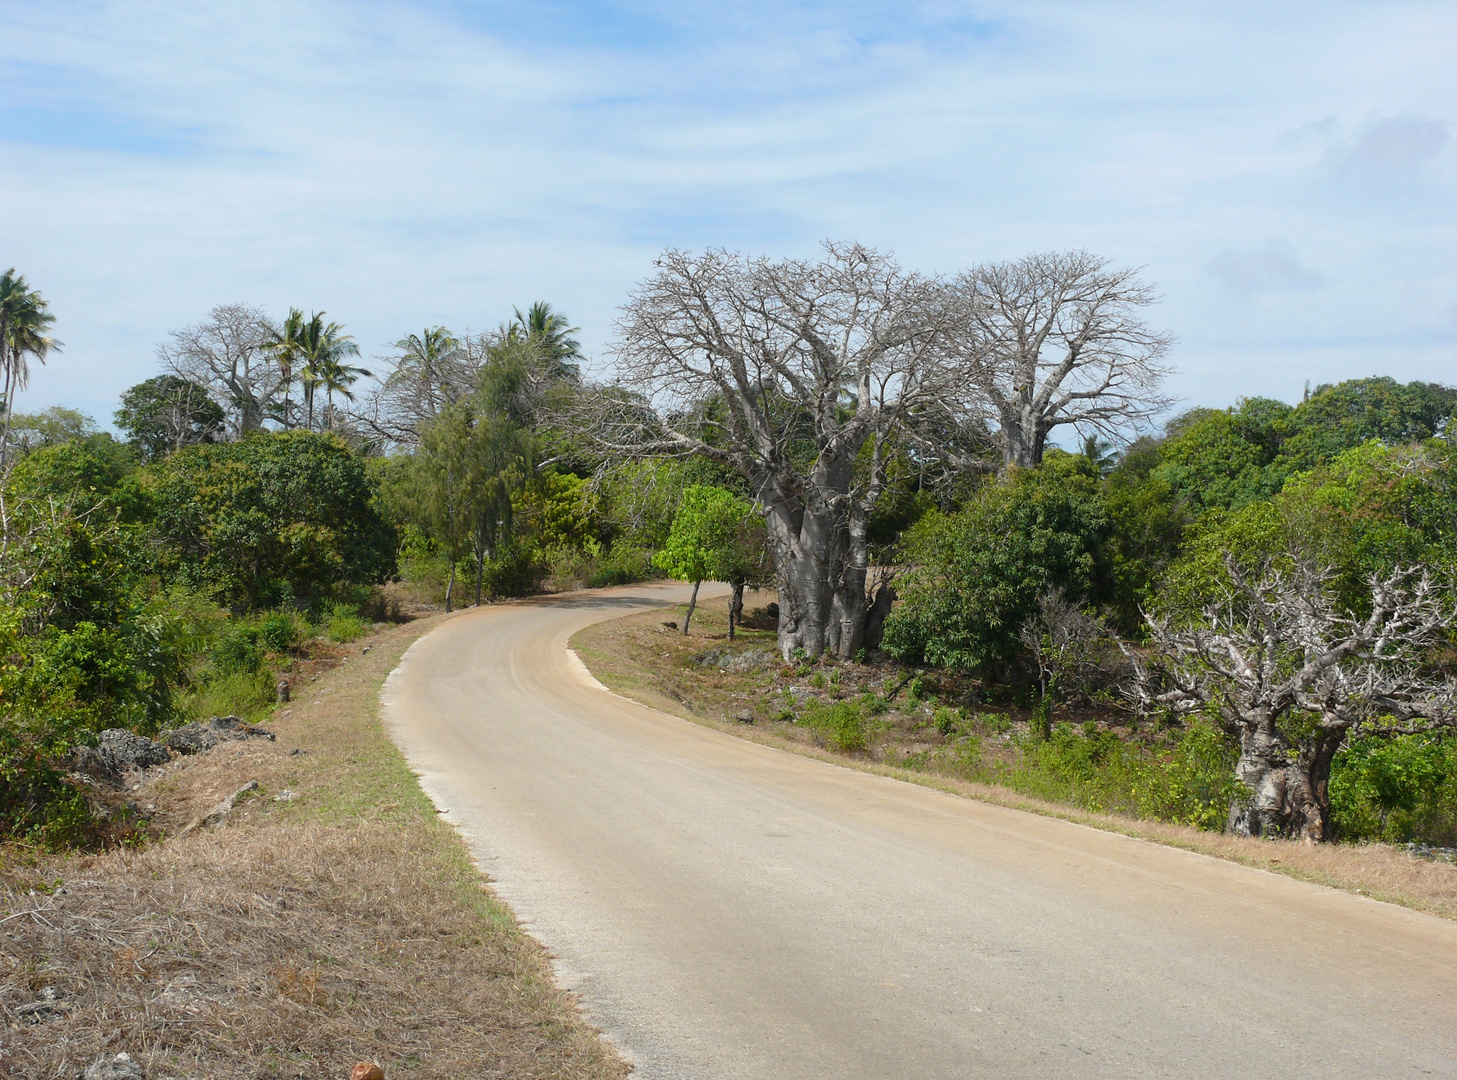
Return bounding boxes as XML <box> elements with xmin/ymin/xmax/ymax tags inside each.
<box><xmin>1227</xmin><ymin>720</ymin><xmax>1342</xmax><ymax>842</ymax></box>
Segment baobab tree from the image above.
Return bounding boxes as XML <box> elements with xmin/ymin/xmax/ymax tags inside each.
<box><xmin>159</xmin><ymin>303</ymin><xmax>283</xmax><ymax>437</ymax></box>
<box><xmin>1131</xmin><ymin>557</ymin><xmax>1457</xmax><ymax>842</ymax></box>
<box><xmin>600</xmin><ymin>243</ymin><xmax>980</xmax><ymax>661</ymax></box>
<box><xmin>952</xmin><ymin>251</ymin><xmax>1174</xmax><ymax>470</ymax></box>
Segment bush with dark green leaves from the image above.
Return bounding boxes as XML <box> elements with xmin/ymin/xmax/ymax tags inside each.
<box><xmin>883</xmin><ymin>451</ymin><xmax>1108</xmax><ymax>672</ymax></box>
<box><xmin>143</xmin><ymin>431</ymin><xmax>396</xmax><ymax>609</ymax></box>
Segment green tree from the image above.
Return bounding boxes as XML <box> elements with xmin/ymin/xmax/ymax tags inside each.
<box><xmin>115</xmin><ymin>376</ymin><xmax>225</xmax><ymax>461</ymax></box>
<box><xmin>654</xmin><ymin>485</ymin><xmax>762</xmax><ymax>635</ymax></box>
<box><xmin>296</xmin><ymin>312</ymin><xmax>367</xmax><ymax>431</ymax></box>
<box><xmin>883</xmin><ymin>451</ymin><xmax>1109</xmax><ymax>672</ymax></box>
<box><xmin>0</xmin><ymin>268</ymin><xmax>61</xmax><ymax>465</ymax></box>
<box><xmin>510</xmin><ymin>301</ymin><xmax>582</xmax><ymax>381</ymax></box>
<box><xmin>144</xmin><ymin>431</ymin><xmax>395</xmax><ymax>609</ymax></box>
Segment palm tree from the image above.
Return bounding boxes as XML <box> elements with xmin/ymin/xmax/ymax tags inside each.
<box><xmin>0</xmin><ymin>269</ymin><xmax>60</xmax><ymax>465</ymax></box>
<box><xmin>510</xmin><ymin>301</ymin><xmax>582</xmax><ymax>381</ymax></box>
<box><xmin>264</xmin><ymin>307</ymin><xmax>307</xmax><ymax>429</ymax></box>
<box><xmin>297</xmin><ymin>312</ymin><xmax>368</xmax><ymax>430</ymax></box>
<box><xmin>1079</xmin><ymin>433</ymin><xmax>1119</xmax><ymax>477</ymax></box>
<box><xmin>389</xmin><ymin>326</ymin><xmax>460</xmax><ymax>421</ymax></box>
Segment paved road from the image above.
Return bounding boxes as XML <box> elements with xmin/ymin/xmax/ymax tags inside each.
<box><xmin>382</xmin><ymin>583</ymin><xmax>1457</xmax><ymax>1079</ymax></box>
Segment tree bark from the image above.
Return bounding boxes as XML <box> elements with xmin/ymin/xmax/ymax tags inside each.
<box><xmin>683</xmin><ymin>579</ymin><xmax>701</xmax><ymax>635</ymax></box>
<box><xmin>728</xmin><ymin>582</ymin><xmax>744</xmax><ymax>640</ymax></box>
<box><xmin>1227</xmin><ymin>719</ymin><xmax>1343</xmax><ymax>842</ymax></box>
<box><xmin>444</xmin><ymin>561</ymin><xmax>456</xmax><ymax>613</ymax></box>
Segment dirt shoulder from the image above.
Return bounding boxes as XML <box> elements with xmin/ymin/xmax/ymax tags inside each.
<box><xmin>1</xmin><ymin>613</ymin><xmax>629</xmax><ymax>1080</ymax></box>
<box><xmin>571</xmin><ymin>591</ymin><xmax>1457</xmax><ymax>922</ymax></box>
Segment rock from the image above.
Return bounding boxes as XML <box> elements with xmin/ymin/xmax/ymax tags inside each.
<box><xmin>723</xmin><ymin>648</ymin><xmax>772</xmax><ymax>674</ymax></box>
<box><xmin>351</xmin><ymin>1064</ymin><xmax>385</xmax><ymax>1080</ymax></box>
<box><xmin>83</xmin><ymin>1053</ymin><xmax>144</xmax><ymax>1080</ymax></box>
<box><xmin>692</xmin><ymin>646</ymin><xmax>772</xmax><ymax>673</ymax></box>
<box><xmin>163</xmin><ymin>716</ymin><xmax>276</xmax><ymax>756</ymax></box>
<box><xmin>273</xmin><ymin>789</ymin><xmax>297</xmax><ymax>802</ymax></box>
<box><xmin>661</xmin><ymin>620</ymin><xmax>679</xmax><ymax>630</ymax></box>
<box><xmin>276</xmin><ymin>679</ymin><xmax>291</xmax><ymax>703</ymax></box>
<box><xmin>290</xmin><ymin>747</ymin><xmax>308</xmax><ymax>756</ymax></box>
<box><xmin>180</xmin><ymin>781</ymin><xmax>260</xmax><ymax>835</ymax></box>
<box><xmin>72</xmin><ymin>729</ymin><xmax>170</xmax><ymax>780</ymax></box>
<box><xmin>734</xmin><ymin>709</ymin><xmax>755</xmax><ymax>724</ymax></box>
<box><xmin>766</xmin><ymin>602</ymin><xmax>780</xmax><ymax>621</ymax></box>
<box><xmin>362</xmin><ymin>645</ymin><xmax>372</xmax><ymax>654</ymax></box>
<box><xmin>18</xmin><ymin>988</ymin><xmax>71</xmax><ymax>1023</ymax></box>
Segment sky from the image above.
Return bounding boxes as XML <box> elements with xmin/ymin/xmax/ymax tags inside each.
<box><xmin>1</xmin><ymin>0</ymin><xmax>1454</xmax><ymax>431</ymax></box>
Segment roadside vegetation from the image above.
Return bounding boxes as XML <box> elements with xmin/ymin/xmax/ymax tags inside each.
<box><xmin>1</xmin><ymin>614</ymin><xmax>628</xmax><ymax>1079</ymax></box>
<box><xmin>3</xmin><ymin>246</ymin><xmax>1456</xmax><ymax>862</ymax></box>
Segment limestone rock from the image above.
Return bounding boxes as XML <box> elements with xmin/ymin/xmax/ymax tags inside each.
<box><xmin>83</xmin><ymin>1053</ymin><xmax>144</xmax><ymax>1080</ymax></box>
<box><xmin>163</xmin><ymin>716</ymin><xmax>275</xmax><ymax>756</ymax></box>
<box><xmin>72</xmin><ymin>729</ymin><xmax>170</xmax><ymax>780</ymax></box>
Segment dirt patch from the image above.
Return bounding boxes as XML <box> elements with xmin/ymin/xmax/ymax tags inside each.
<box><xmin>1</xmin><ymin>613</ymin><xmax>628</xmax><ymax>1080</ymax></box>
<box><xmin>571</xmin><ymin>591</ymin><xmax>1457</xmax><ymax>922</ymax></box>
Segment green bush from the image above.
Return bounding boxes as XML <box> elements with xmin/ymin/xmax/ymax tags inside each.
<box><xmin>259</xmin><ymin>611</ymin><xmax>302</xmax><ymax>652</ymax></box>
<box><xmin>209</xmin><ymin>624</ymin><xmax>263</xmax><ymax>674</ymax></box>
<box><xmin>884</xmin><ymin>451</ymin><xmax>1108</xmax><ymax>672</ymax></box>
<box><xmin>1130</xmin><ymin>719</ymin><xmax>1241</xmax><ymax>830</ymax></box>
<box><xmin>589</xmin><ymin>545</ymin><xmax>658</xmax><ymax>588</ymax></box>
<box><xmin>802</xmin><ymin>699</ymin><xmax>868</xmax><ymax>752</ymax></box>
<box><xmin>1329</xmin><ymin>734</ymin><xmax>1457</xmax><ymax>845</ymax></box>
<box><xmin>192</xmin><ymin>669</ymin><xmax>278</xmax><ymax>723</ymax></box>
<box><xmin>482</xmin><ymin>544</ymin><xmax>541</xmax><ymax>598</ymax></box>
<box><xmin>321</xmin><ymin>603</ymin><xmax>368</xmax><ymax>643</ymax></box>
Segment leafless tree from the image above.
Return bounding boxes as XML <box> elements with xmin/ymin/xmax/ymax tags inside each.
<box><xmin>596</xmin><ymin>242</ymin><xmax>984</xmax><ymax>661</ymax></box>
<box><xmin>157</xmin><ymin>304</ymin><xmax>284</xmax><ymax>438</ymax></box>
<box><xmin>1020</xmin><ymin>591</ymin><xmax>1130</xmax><ymax>737</ymax></box>
<box><xmin>951</xmin><ymin>251</ymin><xmax>1175</xmax><ymax>470</ymax></box>
<box><xmin>1130</xmin><ymin>557</ymin><xmax>1457</xmax><ymax>842</ymax></box>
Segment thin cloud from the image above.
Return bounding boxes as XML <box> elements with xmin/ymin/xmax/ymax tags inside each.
<box><xmin>1203</xmin><ymin>241</ymin><xmax>1324</xmax><ymax>295</ymax></box>
<box><xmin>1324</xmin><ymin>114</ymin><xmax>1450</xmax><ymax>182</ymax></box>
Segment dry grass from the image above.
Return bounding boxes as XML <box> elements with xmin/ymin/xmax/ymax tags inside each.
<box><xmin>572</xmin><ymin>593</ymin><xmax>1457</xmax><ymax>922</ymax></box>
<box><xmin>1</xmin><ymin>614</ymin><xmax>629</xmax><ymax>1080</ymax></box>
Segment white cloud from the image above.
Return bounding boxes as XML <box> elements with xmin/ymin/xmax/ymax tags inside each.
<box><xmin>2</xmin><ymin>1</ymin><xmax>1456</xmax><ymax>425</ymax></box>
<box><xmin>1324</xmin><ymin>114</ymin><xmax>1451</xmax><ymax>183</ymax></box>
<box><xmin>1203</xmin><ymin>241</ymin><xmax>1325</xmax><ymax>295</ymax></box>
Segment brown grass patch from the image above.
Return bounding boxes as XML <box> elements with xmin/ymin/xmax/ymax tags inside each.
<box><xmin>2</xmin><ymin>614</ymin><xmax>628</xmax><ymax>1080</ymax></box>
<box><xmin>572</xmin><ymin>591</ymin><xmax>1457</xmax><ymax>922</ymax></box>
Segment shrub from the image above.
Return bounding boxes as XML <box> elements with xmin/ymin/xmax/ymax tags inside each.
<box><xmin>322</xmin><ymin>603</ymin><xmax>368</xmax><ymax>643</ymax></box>
<box><xmin>192</xmin><ymin>669</ymin><xmax>278</xmax><ymax>723</ymax></box>
<box><xmin>1131</xmin><ymin>719</ymin><xmax>1242</xmax><ymax>831</ymax></box>
<box><xmin>1329</xmin><ymin>734</ymin><xmax>1457</xmax><ymax>845</ymax></box>
<box><xmin>209</xmin><ymin>624</ymin><xmax>264</xmax><ymax>675</ymax></box>
<box><xmin>259</xmin><ymin>611</ymin><xmax>301</xmax><ymax>652</ymax></box>
<box><xmin>802</xmin><ymin>699</ymin><xmax>868</xmax><ymax>753</ymax></box>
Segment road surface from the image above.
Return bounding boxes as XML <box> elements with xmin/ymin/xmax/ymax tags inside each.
<box><xmin>382</xmin><ymin>582</ymin><xmax>1457</xmax><ymax>1079</ymax></box>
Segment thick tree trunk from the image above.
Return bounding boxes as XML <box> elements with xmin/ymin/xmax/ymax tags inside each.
<box><xmin>683</xmin><ymin>579</ymin><xmax>701</xmax><ymax>635</ymax></box>
<box><xmin>998</xmin><ymin>407</ymin><xmax>1049</xmax><ymax>471</ymax></box>
<box><xmin>1227</xmin><ymin>720</ymin><xmax>1343</xmax><ymax>842</ymax></box>
<box><xmin>728</xmin><ymin>583</ymin><xmax>744</xmax><ymax>640</ymax></box>
<box><xmin>863</xmin><ymin>582</ymin><xmax>896</xmax><ymax>651</ymax></box>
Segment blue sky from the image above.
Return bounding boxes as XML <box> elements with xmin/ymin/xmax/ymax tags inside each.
<box><xmin>2</xmin><ymin>1</ymin><xmax>1454</xmax><ymax>429</ymax></box>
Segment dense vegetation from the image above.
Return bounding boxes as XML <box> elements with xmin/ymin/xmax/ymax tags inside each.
<box><xmin>2</xmin><ymin>250</ymin><xmax>1454</xmax><ymax>851</ymax></box>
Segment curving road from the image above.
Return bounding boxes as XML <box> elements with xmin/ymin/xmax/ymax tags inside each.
<box><xmin>382</xmin><ymin>583</ymin><xmax>1457</xmax><ymax>1079</ymax></box>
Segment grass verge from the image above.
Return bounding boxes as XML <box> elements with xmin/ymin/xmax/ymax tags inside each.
<box><xmin>571</xmin><ymin>592</ymin><xmax>1457</xmax><ymax>922</ymax></box>
<box><xmin>1</xmin><ymin>613</ymin><xmax>628</xmax><ymax>1080</ymax></box>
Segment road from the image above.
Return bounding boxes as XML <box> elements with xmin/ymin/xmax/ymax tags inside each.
<box><xmin>382</xmin><ymin>582</ymin><xmax>1457</xmax><ymax>1079</ymax></box>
